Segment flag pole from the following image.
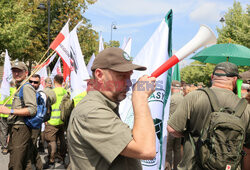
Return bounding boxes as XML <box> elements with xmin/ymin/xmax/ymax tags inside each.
<box><xmin>3</xmin><ymin>50</ymin><xmax>56</xmax><ymax>106</ymax></box>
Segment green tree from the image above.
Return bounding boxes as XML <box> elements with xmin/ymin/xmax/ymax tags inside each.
<box><xmin>0</xmin><ymin>0</ymin><xmax>98</xmax><ymax>71</ymax></box>
<box><xmin>180</xmin><ymin>61</ymin><xmax>215</xmax><ymax>86</ymax></box>
<box><xmin>104</xmin><ymin>40</ymin><xmax>120</xmax><ymax>48</ymax></box>
<box><xmin>216</xmin><ymin>1</ymin><xmax>250</xmax><ymax>48</ymax></box>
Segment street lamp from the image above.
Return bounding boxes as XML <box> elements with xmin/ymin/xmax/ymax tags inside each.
<box><xmin>38</xmin><ymin>0</ymin><xmax>51</xmax><ymax>56</ymax></box>
<box><xmin>110</xmin><ymin>22</ymin><xmax>117</xmax><ymax>45</ymax></box>
<box><xmin>219</xmin><ymin>17</ymin><xmax>225</xmax><ymax>27</ymax></box>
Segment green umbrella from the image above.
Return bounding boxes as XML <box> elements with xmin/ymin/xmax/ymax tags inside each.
<box><xmin>191</xmin><ymin>43</ymin><xmax>250</xmax><ymax>66</ymax></box>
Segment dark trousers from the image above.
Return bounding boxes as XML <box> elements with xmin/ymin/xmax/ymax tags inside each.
<box><xmin>45</xmin><ymin>124</ymin><xmax>67</xmax><ymax>163</ymax></box>
<box><xmin>26</xmin><ymin>128</ymin><xmax>43</xmax><ymax>170</ymax></box>
<box><xmin>8</xmin><ymin>124</ymin><xmax>31</xmax><ymax>170</ymax></box>
<box><xmin>166</xmin><ymin>133</ymin><xmax>182</xmax><ymax>170</ymax></box>
<box><xmin>0</xmin><ymin>117</ymin><xmax>8</xmax><ymax>149</ymax></box>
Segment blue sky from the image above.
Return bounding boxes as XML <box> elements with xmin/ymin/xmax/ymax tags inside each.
<box><xmin>84</xmin><ymin>0</ymin><xmax>248</xmax><ymax>67</ymax></box>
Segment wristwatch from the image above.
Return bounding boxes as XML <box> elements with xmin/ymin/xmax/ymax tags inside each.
<box><xmin>10</xmin><ymin>109</ymin><xmax>14</xmax><ymax>115</ymax></box>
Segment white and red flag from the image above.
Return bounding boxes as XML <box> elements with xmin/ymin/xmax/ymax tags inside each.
<box><xmin>49</xmin><ymin>19</ymin><xmax>70</xmax><ymax>81</ymax></box>
<box><xmin>68</xmin><ymin>21</ymin><xmax>89</xmax><ymax>98</ymax></box>
<box><xmin>51</xmin><ymin>57</ymin><xmax>62</xmax><ymax>78</ymax></box>
<box><xmin>0</xmin><ymin>49</ymin><xmax>12</xmax><ymax>100</ymax></box>
<box><xmin>37</xmin><ymin>66</ymin><xmax>48</xmax><ymax>89</ymax></box>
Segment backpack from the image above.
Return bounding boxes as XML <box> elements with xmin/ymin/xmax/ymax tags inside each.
<box><xmin>59</xmin><ymin>91</ymin><xmax>74</xmax><ymax>128</ymax></box>
<box><xmin>19</xmin><ymin>83</ymin><xmax>47</xmax><ymax>129</ymax></box>
<box><xmin>194</xmin><ymin>88</ymin><xmax>248</xmax><ymax>170</ymax></box>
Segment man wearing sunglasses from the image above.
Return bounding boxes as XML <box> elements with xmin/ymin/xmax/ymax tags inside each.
<box><xmin>26</xmin><ymin>74</ymin><xmax>45</xmax><ymax>170</ymax></box>
<box><xmin>0</xmin><ymin>61</ymin><xmax>37</xmax><ymax>170</ymax></box>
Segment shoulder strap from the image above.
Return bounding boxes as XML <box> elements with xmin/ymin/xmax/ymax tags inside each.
<box><xmin>198</xmin><ymin>88</ymin><xmax>220</xmax><ymax>112</ymax></box>
<box><xmin>234</xmin><ymin>98</ymin><xmax>248</xmax><ymax>118</ymax></box>
<box><xmin>19</xmin><ymin>83</ymin><xmax>30</xmax><ymax>107</ymax></box>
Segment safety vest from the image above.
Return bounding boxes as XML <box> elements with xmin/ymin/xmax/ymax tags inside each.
<box><xmin>73</xmin><ymin>91</ymin><xmax>87</xmax><ymax>107</ymax></box>
<box><xmin>48</xmin><ymin>87</ymin><xmax>67</xmax><ymax>125</ymax></box>
<box><xmin>0</xmin><ymin>87</ymin><xmax>16</xmax><ymax>118</ymax></box>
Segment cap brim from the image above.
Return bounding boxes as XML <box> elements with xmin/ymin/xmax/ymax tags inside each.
<box><xmin>110</xmin><ymin>63</ymin><xmax>146</xmax><ymax>72</ymax></box>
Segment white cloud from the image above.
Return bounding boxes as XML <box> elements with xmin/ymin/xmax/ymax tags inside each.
<box><xmin>88</xmin><ymin>0</ymin><xmax>196</xmax><ymax>17</ymax></box>
<box><xmin>118</xmin><ymin>18</ymin><xmax>161</xmax><ymax>29</ymax></box>
<box><xmin>189</xmin><ymin>2</ymin><xmax>222</xmax><ymax>23</ymax></box>
<box><xmin>91</xmin><ymin>17</ymin><xmax>161</xmax><ymax>33</ymax></box>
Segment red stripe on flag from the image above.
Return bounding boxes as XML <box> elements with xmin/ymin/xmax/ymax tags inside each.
<box><xmin>63</xmin><ymin>60</ymin><xmax>70</xmax><ymax>81</ymax></box>
<box><xmin>151</xmin><ymin>55</ymin><xmax>180</xmax><ymax>78</ymax></box>
<box><xmin>50</xmin><ymin>33</ymin><xmax>65</xmax><ymax>50</ymax></box>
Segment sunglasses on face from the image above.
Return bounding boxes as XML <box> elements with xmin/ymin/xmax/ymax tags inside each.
<box><xmin>29</xmin><ymin>80</ymin><xmax>39</xmax><ymax>84</ymax></box>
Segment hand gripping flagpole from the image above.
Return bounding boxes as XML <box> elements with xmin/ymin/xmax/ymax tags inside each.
<box><xmin>151</xmin><ymin>25</ymin><xmax>217</xmax><ymax>78</ymax></box>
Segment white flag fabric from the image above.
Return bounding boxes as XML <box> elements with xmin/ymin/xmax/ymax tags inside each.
<box><xmin>122</xmin><ymin>37</ymin><xmax>132</xmax><ymax>55</ymax></box>
<box><xmin>69</xmin><ymin>21</ymin><xmax>90</xmax><ymax>98</ymax></box>
<box><xmin>87</xmin><ymin>53</ymin><xmax>95</xmax><ymax>77</ymax></box>
<box><xmin>99</xmin><ymin>32</ymin><xmax>104</xmax><ymax>52</ymax></box>
<box><xmin>37</xmin><ymin>66</ymin><xmax>48</xmax><ymax>90</ymax></box>
<box><xmin>119</xmin><ymin>10</ymin><xmax>173</xmax><ymax>170</ymax></box>
<box><xmin>0</xmin><ymin>49</ymin><xmax>12</xmax><ymax>100</ymax></box>
<box><xmin>45</xmin><ymin>52</ymin><xmax>57</xmax><ymax>66</ymax></box>
<box><xmin>51</xmin><ymin>57</ymin><xmax>62</xmax><ymax>79</ymax></box>
<box><xmin>87</xmin><ymin>32</ymin><xmax>104</xmax><ymax>77</ymax></box>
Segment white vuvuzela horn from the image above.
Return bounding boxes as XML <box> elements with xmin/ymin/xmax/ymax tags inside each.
<box><xmin>151</xmin><ymin>25</ymin><xmax>217</xmax><ymax>78</ymax></box>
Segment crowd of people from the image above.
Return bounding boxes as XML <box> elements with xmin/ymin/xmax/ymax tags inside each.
<box><xmin>0</xmin><ymin>47</ymin><xmax>249</xmax><ymax>170</ymax></box>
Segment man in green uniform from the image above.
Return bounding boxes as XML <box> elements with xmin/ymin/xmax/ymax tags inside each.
<box><xmin>67</xmin><ymin>47</ymin><xmax>156</xmax><ymax>170</ymax></box>
<box><xmin>167</xmin><ymin>62</ymin><xmax>250</xmax><ymax>170</ymax></box>
<box><xmin>44</xmin><ymin>74</ymin><xmax>67</xmax><ymax>169</ymax></box>
<box><xmin>166</xmin><ymin>80</ymin><xmax>183</xmax><ymax>170</ymax></box>
<box><xmin>0</xmin><ymin>81</ymin><xmax>15</xmax><ymax>155</ymax></box>
<box><xmin>0</xmin><ymin>61</ymin><xmax>37</xmax><ymax>170</ymax></box>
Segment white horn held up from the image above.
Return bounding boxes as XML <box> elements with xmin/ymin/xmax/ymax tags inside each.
<box><xmin>151</xmin><ymin>25</ymin><xmax>217</xmax><ymax>78</ymax></box>
<box><xmin>175</xmin><ymin>24</ymin><xmax>217</xmax><ymax>61</ymax></box>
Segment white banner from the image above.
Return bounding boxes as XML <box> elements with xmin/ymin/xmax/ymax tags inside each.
<box><xmin>69</xmin><ymin>21</ymin><xmax>90</xmax><ymax>98</ymax></box>
<box><xmin>51</xmin><ymin>57</ymin><xmax>62</xmax><ymax>79</ymax></box>
<box><xmin>119</xmin><ymin>10</ymin><xmax>173</xmax><ymax>170</ymax></box>
<box><xmin>87</xmin><ymin>53</ymin><xmax>95</xmax><ymax>77</ymax></box>
<box><xmin>121</xmin><ymin>37</ymin><xmax>132</xmax><ymax>55</ymax></box>
<box><xmin>0</xmin><ymin>49</ymin><xmax>12</xmax><ymax>100</ymax></box>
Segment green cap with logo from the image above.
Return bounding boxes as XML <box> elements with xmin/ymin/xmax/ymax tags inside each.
<box><xmin>91</xmin><ymin>47</ymin><xmax>146</xmax><ymax>72</ymax></box>
<box><xmin>213</xmin><ymin>62</ymin><xmax>239</xmax><ymax>77</ymax></box>
<box><xmin>11</xmin><ymin>61</ymin><xmax>28</xmax><ymax>71</ymax></box>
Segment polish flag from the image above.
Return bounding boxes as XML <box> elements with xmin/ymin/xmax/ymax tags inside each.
<box><xmin>50</xmin><ymin>19</ymin><xmax>70</xmax><ymax>50</ymax></box>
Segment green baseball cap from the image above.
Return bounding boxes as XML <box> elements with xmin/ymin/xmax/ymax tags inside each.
<box><xmin>91</xmin><ymin>47</ymin><xmax>146</xmax><ymax>72</ymax></box>
<box><xmin>11</xmin><ymin>61</ymin><xmax>28</xmax><ymax>71</ymax></box>
<box><xmin>213</xmin><ymin>62</ymin><xmax>239</xmax><ymax>77</ymax></box>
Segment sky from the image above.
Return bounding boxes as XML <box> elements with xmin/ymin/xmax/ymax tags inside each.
<box><xmin>84</xmin><ymin>0</ymin><xmax>249</xmax><ymax>68</ymax></box>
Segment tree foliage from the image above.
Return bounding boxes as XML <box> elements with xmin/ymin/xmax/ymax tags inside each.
<box><xmin>182</xmin><ymin>1</ymin><xmax>250</xmax><ymax>86</ymax></box>
<box><xmin>0</xmin><ymin>0</ymin><xmax>98</xmax><ymax>71</ymax></box>
<box><xmin>181</xmin><ymin>61</ymin><xmax>215</xmax><ymax>86</ymax></box>
<box><xmin>216</xmin><ymin>1</ymin><xmax>250</xmax><ymax>48</ymax></box>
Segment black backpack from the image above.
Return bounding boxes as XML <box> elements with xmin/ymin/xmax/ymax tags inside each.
<box><xmin>193</xmin><ymin>88</ymin><xmax>248</xmax><ymax>170</ymax></box>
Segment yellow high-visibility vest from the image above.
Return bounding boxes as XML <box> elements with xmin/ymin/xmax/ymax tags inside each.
<box><xmin>0</xmin><ymin>87</ymin><xmax>16</xmax><ymax>118</ymax></box>
<box><xmin>73</xmin><ymin>91</ymin><xmax>87</xmax><ymax>107</ymax></box>
<box><xmin>48</xmin><ymin>87</ymin><xmax>67</xmax><ymax>125</ymax></box>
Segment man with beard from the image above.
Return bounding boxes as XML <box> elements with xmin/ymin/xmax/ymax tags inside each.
<box><xmin>167</xmin><ymin>62</ymin><xmax>250</xmax><ymax>170</ymax></box>
<box><xmin>67</xmin><ymin>47</ymin><xmax>156</xmax><ymax>170</ymax></box>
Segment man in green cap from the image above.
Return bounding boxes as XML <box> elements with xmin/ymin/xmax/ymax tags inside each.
<box><xmin>0</xmin><ymin>61</ymin><xmax>37</xmax><ymax>170</ymax></box>
<box><xmin>67</xmin><ymin>47</ymin><xmax>156</xmax><ymax>170</ymax></box>
<box><xmin>167</xmin><ymin>62</ymin><xmax>250</xmax><ymax>170</ymax></box>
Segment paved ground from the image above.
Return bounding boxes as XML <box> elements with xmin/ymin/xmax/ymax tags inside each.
<box><xmin>0</xmin><ymin>149</ymin><xmax>68</xmax><ymax>170</ymax></box>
